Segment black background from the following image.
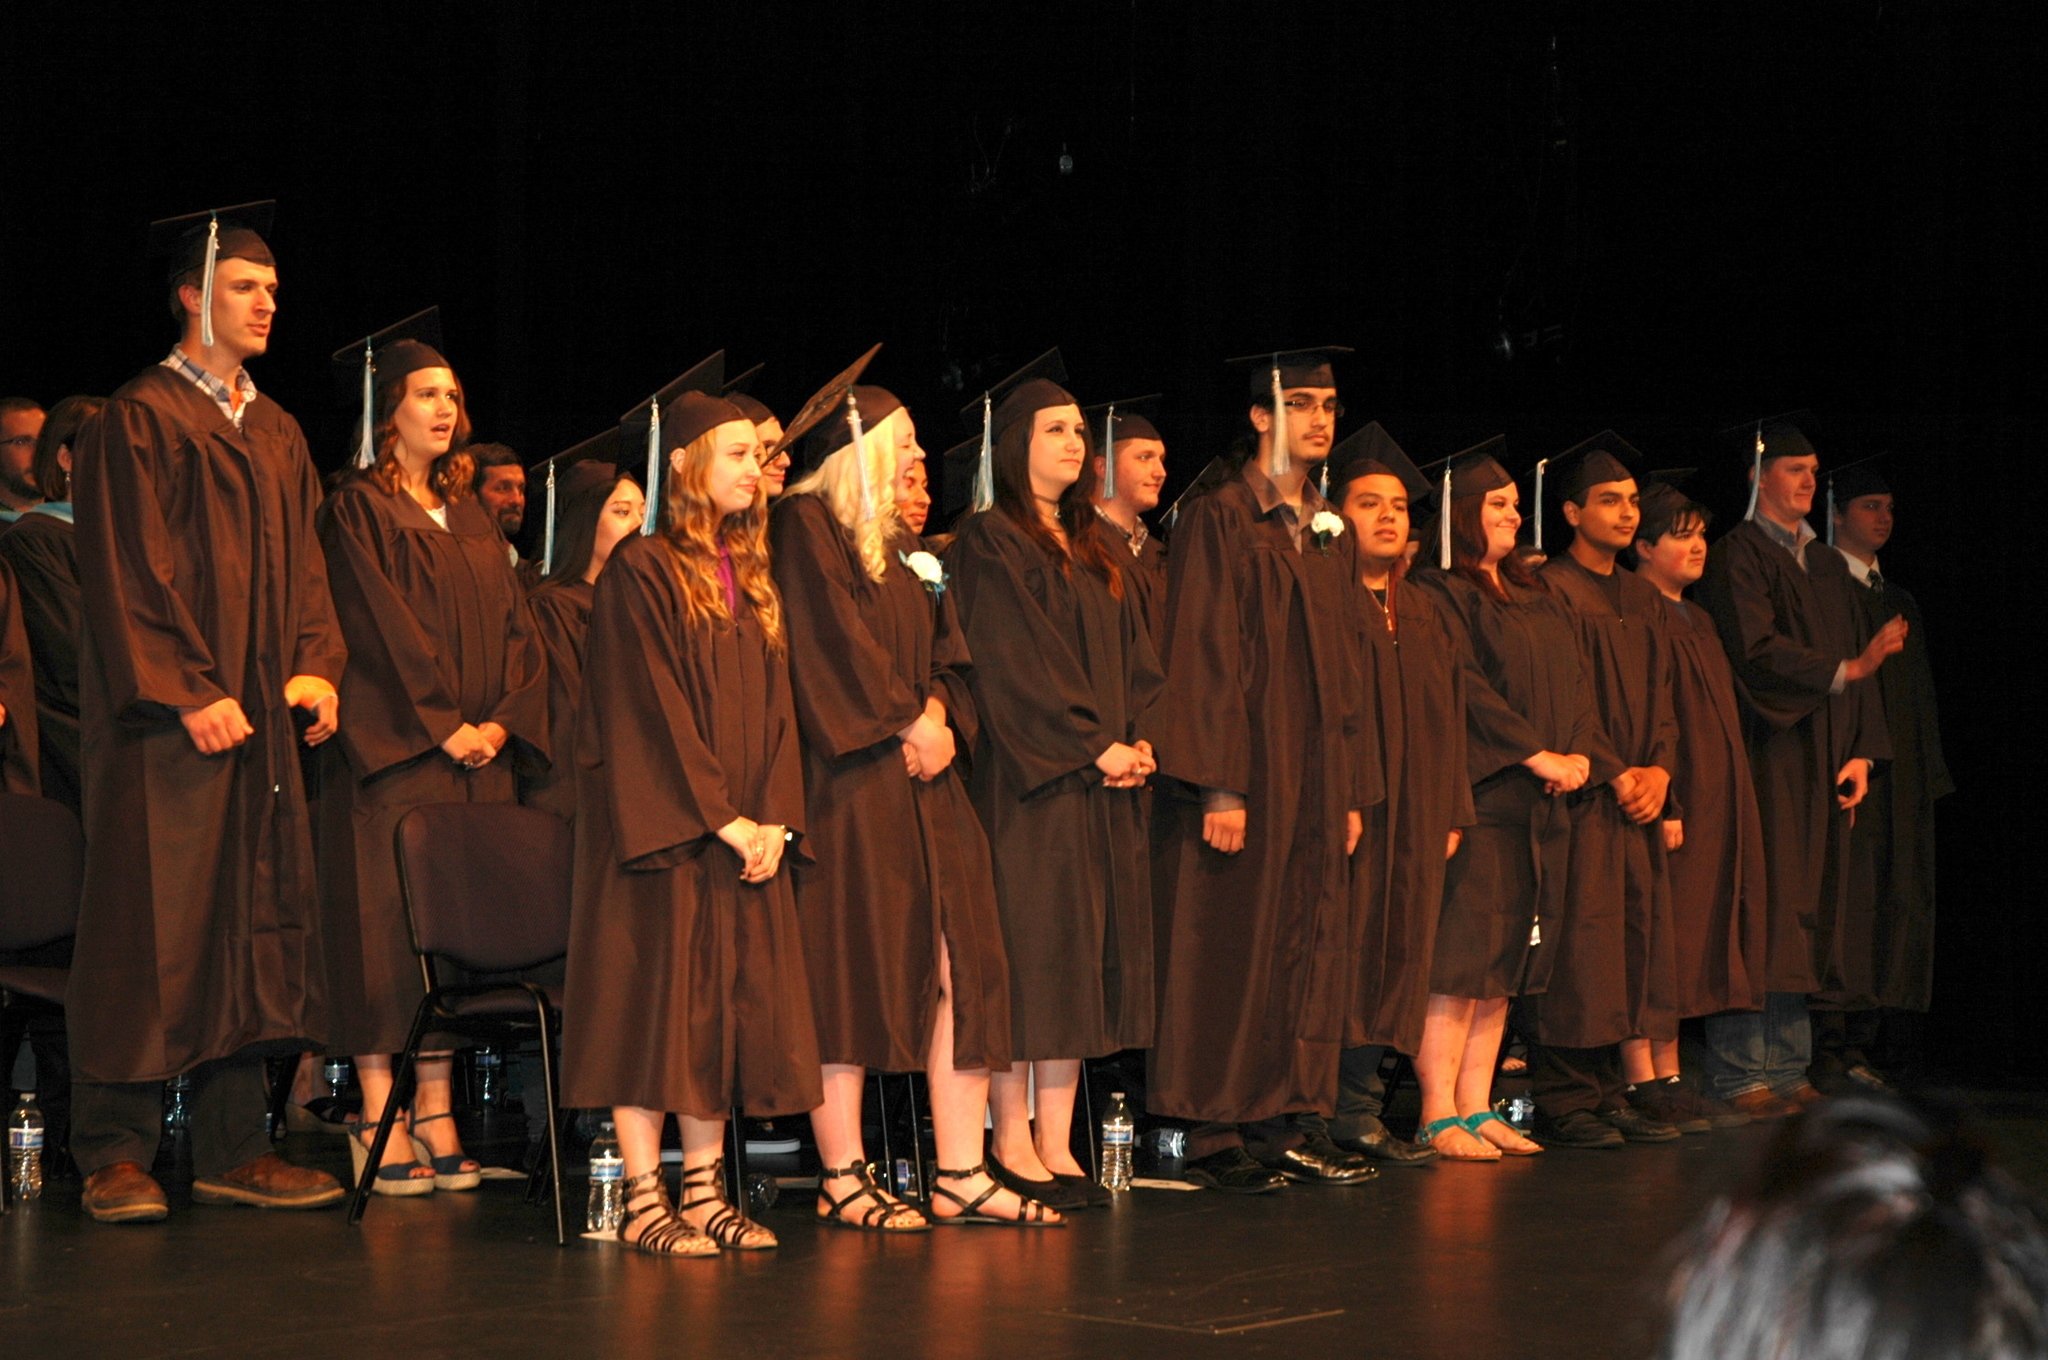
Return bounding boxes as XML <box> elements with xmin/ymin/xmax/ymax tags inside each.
<box><xmin>4</xmin><ymin>2</ymin><xmax>2036</xmax><ymax>1087</ymax></box>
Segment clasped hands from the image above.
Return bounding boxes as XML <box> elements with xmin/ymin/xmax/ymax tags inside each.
<box><xmin>180</xmin><ymin>676</ymin><xmax>340</xmax><ymax>755</ymax></box>
<box><xmin>717</xmin><ymin>816</ymin><xmax>790</xmax><ymax>883</ymax></box>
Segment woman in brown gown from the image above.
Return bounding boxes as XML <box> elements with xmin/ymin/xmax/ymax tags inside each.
<box><xmin>1408</xmin><ymin>449</ymin><xmax>1615</xmax><ymax>1159</ymax></box>
<box><xmin>946</xmin><ymin>378</ymin><xmax>1163</xmax><ymax>1205</ymax></box>
<box><xmin>773</xmin><ymin>386</ymin><xmax>1055</xmax><ymax>1228</ymax></box>
<box><xmin>519</xmin><ymin>465</ymin><xmax>646</xmax><ymax>826</ymax></box>
<box><xmin>316</xmin><ymin>340</ymin><xmax>546</xmax><ymax>1193</ymax></box>
<box><xmin>561</xmin><ymin>394</ymin><xmax>820</xmax><ymax>1255</ymax></box>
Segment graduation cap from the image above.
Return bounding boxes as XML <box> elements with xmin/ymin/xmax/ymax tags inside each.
<box><xmin>1324</xmin><ymin>421</ymin><xmax>1428</xmax><ymax>505</ymax></box>
<box><xmin>778</xmin><ymin>345</ymin><xmax>896</xmax><ymax>520</ymax></box>
<box><xmin>1824</xmin><ymin>453</ymin><xmax>1888</xmax><ymax>547</ymax></box>
<box><xmin>328</xmin><ymin>307</ymin><xmax>447</xmax><ymax>470</ymax></box>
<box><xmin>1540</xmin><ymin>429</ymin><xmax>1647</xmax><ymax>552</ymax></box>
<box><xmin>955</xmin><ymin>349</ymin><xmax>1073</xmax><ymax>517</ymax></box>
<box><xmin>1079</xmin><ymin>394</ymin><xmax>1164</xmax><ymax>502</ymax></box>
<box><xmin>1720</xmin><ymin>410</ymin><xmax>1819</xmax><ymax>522</ymax></box>
<box><xmin>148</xmin><ymin>200</ymin><xmax>276</xmax><ymax>349</ymax></box>
<box><xmin>722</xmin><ymin>364</ymin><xmax>776</xmax><ymax>427</ymax></box>
<box><xmin>1221</xmin><ymin>345</ymin><xmax>1353</xmax><ymax>480</ymax></box>
<box><xmin>937</xmin><ymin>433</ymin><xmax>983</xmax><ymax>528</ymax></box>
<box><xmin>618</xmin><ymin>352</ymin><xmax>730</xmax><ymax>536</ymax></box>
<box><xmin>1160</xmin><ymin>455</ymin><xmax>1238</xmax><ymax>535</ymax></box>
<box><xmin>1431</xmin><ymin>435</ymin><xmax>1512</xmax><ymax>569</ymax></box>
<box><xmin>529</xmin><ymin>429</ymin><xmax>624</xmax><ymax>576</ymax></box>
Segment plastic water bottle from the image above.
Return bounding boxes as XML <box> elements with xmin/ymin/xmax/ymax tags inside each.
<box><xmin>473</xmin><ymin>1047</ymin><xmax>502</xmax><ymax>1108</ymax></box>
<box><xmin>9</xmin><ymin>1094</ymin><xmax>45</xmax><ymax>1201</ymax></box>
<box><xmin>586</xmin><ymin>1120</ymin><xmax>624</xmax><ymax>1234</ymax></box>
<box><xmin>322</xmin><ymin>1057</ymin><xmax>351</xmax><ymax>1098</ymax></box>
<box><xmin>164</xmin><ymin>1074</ymin><xmax>192</xmax><ymax>1131</ymax></box>
<box><xmin>1493</xmin><ymin>1094</ymin><xmax>1536</xmax><ymax>1134</ymax></box>
<box><xmin>1100</xmin><ymin>1091</ymin><xmax>1135</xmax><ymax>1193</ymax></box>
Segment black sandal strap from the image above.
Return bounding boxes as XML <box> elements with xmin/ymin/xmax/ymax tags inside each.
<box><xmin>678</xmin><ymin>1158</ymin><xmax>770</xmax><ymax>1248</ymax></box>
<box><xmin>618</xmin><ymin>1169</ymin><xmax>709</xmax><ymax>1255</ymax></box>
<box><xmin>818</xmin><ymin>1163</ymin><xmax>920</xmax><ymax>1229</ymax></box>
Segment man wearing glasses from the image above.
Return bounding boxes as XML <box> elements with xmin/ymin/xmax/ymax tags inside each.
<box><xmin>0</xmin><ymin>397</ymin><xmax>46</xmax><ymax>521</ymax></box>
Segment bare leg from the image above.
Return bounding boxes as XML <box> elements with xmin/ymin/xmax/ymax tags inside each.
<box><xmin>678</xmin><ymin>1112</ymin><xmax>774</xmax><ymax>1246</ymax></box>
<box><xmin>1460</xmin><ymin>998</ymin><xmax>1539</xmax><ymax>1153</ymax></box>
<box><xmin>1650</xmin><ymin>1038</ymin><xmax>1682</xmax><ymax>1081</ymax></box>
<box><xmin>408</xmin><ymin>1055</ymin><xmax>477</xmax><ymax>1173</ymax></box>
<box><xmin>613</xmin><ymin>1105</ymin><xmax>671</xmax><ymax>1246</ymax></box>
<box><xmin>927</xmin><ymin>935</ymin><xmax>1049</xmax><ymax>1223</ymax></box>
<box><xmin>351</xmin><ymin>1054</ymin><xmax>428</xmax><ymax>1173</ymax></box>
<box><xmin>989</xmin><ymin>1066</ymin><xmax>1058</xmax><ymax>1184</ymax></box>
<box><xmin>809</xmin><ymin>1062</ymin><xmax>924</xmax><ymax>1227</ymax></box>
<box><xmin>1619</xmin><ymin>1037</ymin><xmax>1657</xmax><ymax>1086</ymax></box>
<box><xmin>290</xmin><ymin>1052</ymin><xmax>321</xmax><ymax>1106</ymax></box>
<box><xmin>1416</xmin><ymin>993</ymin><xmax>1492</xmax><ymax>1158</ymax></box>
<box><xmin>1030</xmin><ymin>1059</ymin><xmax>1086</xmax><ymax>1178</ymax></box>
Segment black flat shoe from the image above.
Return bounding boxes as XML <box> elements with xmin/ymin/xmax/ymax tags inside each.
<box><xmin>1256</xmin><ymin>1137</ymin><xmax>1379</xmax><ymax>1186</ymax></box>
<box><xmin>1052</xmin><ymin>1171</ymin><xmax>1114</xmax><ymax>1206</ymax></box>
<box><xmin>1331</xmin><ymin>1117</ymin><xmax>1440</xmax><ymax>1166</ymax></box>
<box><xmin>1182</xmin><ymin>1146</ymin><xmax>1287</xmax><ymax>1195</ymax></box>
<box><xmin>985</xmin><ymin>1146</ymin><xmax>1088</xmax><ymax>1210</ymax></box>
<box><xmin>1531</xmin><ymin>1109</ymin><xmax>1625</xmax><ymax>1150</ymax></box>
<box><xmin>1599</xmin><ymin>1105</ymin><xmax>1681</xmax><ymax>1144</ymax></box>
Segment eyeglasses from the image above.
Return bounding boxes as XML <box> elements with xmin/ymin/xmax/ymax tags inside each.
<box><xmin>1281</xmin><ymin>396</ymin><xmax>1344</xmax><ymax>417</ymax></box>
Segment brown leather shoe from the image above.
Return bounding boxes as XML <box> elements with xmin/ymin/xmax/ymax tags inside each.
<box><xmin>1783</xmin><ymin>1082</ymin><xmax>1827</xmax><ymax>1109</ymax></box>
<box><xmin>82</xmin><ymin>1160</ymin><xmax>170</xmax><ymax>1224</ymax></box>
<box><xmin>1726</xmin><ymin>1087</ymin><xmax>1797</xmax><ymax>1120</ymax></box>
<box><xmin>192</xmin><ymin>1152</ymin><xmax>346</xmax><ymax>1210</ymax></box>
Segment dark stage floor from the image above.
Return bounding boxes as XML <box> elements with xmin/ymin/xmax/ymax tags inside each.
<box><xmin>6</xmin><ymin>1090</ymin><xmax>2045</xmax><ymax>1360</ymax></box>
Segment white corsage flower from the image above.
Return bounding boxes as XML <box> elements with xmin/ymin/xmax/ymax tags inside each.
<box><xmin>1309</xmin><ymin>510</ymin><xmax>1346</xmax><ymax>549</ymax></box>
<box><xmin>900</xmin><ymin>549</ymin><xmax>948</xmax><ymax>595</ymax></box>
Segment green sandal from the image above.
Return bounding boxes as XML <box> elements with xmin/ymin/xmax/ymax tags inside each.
<box><xmin>1463</xmin><ymin>1111</ymin><xmax>1543</xmax><ymax>1156</ymax></box>
<box><xmin>1417</xmin><ymin>1115</ymin><xmax>1501</xmax><ymax>1162</ymax></box>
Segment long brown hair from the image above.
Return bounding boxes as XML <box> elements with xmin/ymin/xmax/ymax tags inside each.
<box><xmin>33</xmin><ymin>394</ymin><xmax>105</xmax><ymax>502</ymax></box>
<box><xmin>989</xmin><ymin>406</ymin><xmax>1124</xmax><ymax>599</ymax></box>
<box><xmin>364</xmin><ymin>365</ymin><xmax>475</xmax><ymax>501</ymax></box>
<box><xmin>658</xmin><ymin>420</ymin><xmax>785</xmax><ymax>653</ymax></box>
<box><xmin>1421</xmin><ymin>490</ymin><xmax>1544</xmax><ymax>603</ymax></box>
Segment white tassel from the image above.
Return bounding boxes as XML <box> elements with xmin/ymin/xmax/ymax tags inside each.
<box><xmin>541</xmin><ymin>460</ymin><xmax>558</xmax><ymax>575</ymax></box>
<box><xmin>972</xmin><ymin>393</ymin><xmax>994</xmax><ymax>514</ymax></box>
<box><xmin>354</xmin><ymin>340</ymin><xmax>375</xmax><ymax>469</ymax></box>
<box><xmin>1744</xmin><ymin>423</ymin><xmax>1763</xmax><ymax>522</ymax></box>
<box><xmin>846</xmin><ymin>391</ymin><xmax>873</xmax><ymax>522</ymax></box>
<box><xmin>1267</xmin><ymin>360</ymin><xmax>1289</xmax><ymax>478</ymax></box>
<box><xmin>1438</xmin><ymin>466</ymin><xmax>1453</xmax><ymax>570</ymax></box>
<box><xmin>1099</xmin><ymin>405</ymin><xmax>1118</xmax><ymax>501</ymax></box>
<box><xmin>1532</xmin><ymin>458</ymin><xmax>1549</xmax><ymax>552</ymax></box>
<box><xmin>1825</xmin><ymin>476</ymin><xmax>1836</xmax><ymax>547</ymax></box>
<box><xmin>641</xmin><ymin>397</ymin><xmax>661</xmax><ymax>537</ymax></box>
<box><xmin>199</xmin><ymin>216</ymin><xmax>219</xmax><ymax>349</ymax></box>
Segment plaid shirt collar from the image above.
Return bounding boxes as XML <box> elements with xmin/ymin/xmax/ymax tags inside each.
<box><xmin>1093</xmin><ymin>503</ymin><xmax>1151</xmax><ymax>556</ymax></box>
<box><xmin>161</xmin><ymin>347</ymin><xmax>259</xmax><ymax>429</ymax></box>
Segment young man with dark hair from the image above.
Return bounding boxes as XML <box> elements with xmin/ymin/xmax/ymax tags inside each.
<box><xmin>1826</xmin><ymin>464</ymin><xmax>1951</xmax><ymax>1089</ymax></box>
<box><xmin>1694</xmin><ymin>416</ymin><xmax>1902</xmax><ymax>1118</ymax></box>
<box><xmin>1148</xmin><ymin>348</ymin><xmax>1379</xmax><ymax>1192</ymax></box>
<box><xmin>0</xmin><ymin>396</ymin><xmax>45</xmax><ymax>519</ymax></box>
<box><xmin>1087</xmin><ymin>403</ymin><xmax>1169</xmax><ymax>646</ymax></box>
<box><xmin>66</xmin><ymin>204</ymin><xmax>348</xmax><ymax>1223</ymax></box>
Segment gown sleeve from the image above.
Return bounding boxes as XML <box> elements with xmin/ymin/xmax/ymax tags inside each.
<box><xmin>1151</xmin><ymin>491</ymin><xmax>1252</xmax><ymax>797</ymax></box>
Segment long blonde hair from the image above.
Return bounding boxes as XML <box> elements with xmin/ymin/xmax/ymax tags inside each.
<box><xmin>784</xmin><ymin>406</ymin><xmax>909</xmax><ymax>581</ymax></box>
<box><xmin>658</xmin><ymin>419</ymin><xmax>785</xmax><ymax>653</ymax></box>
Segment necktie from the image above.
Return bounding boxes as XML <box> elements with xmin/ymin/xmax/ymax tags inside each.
<box><xmin>1868</xmin><ymin>568</ymin><xmax>1884</xmax><ymax>594</ymax></box>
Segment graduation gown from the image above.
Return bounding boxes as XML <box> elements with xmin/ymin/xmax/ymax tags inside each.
<box><xmin>1410</xmin><ymin>568</ymin><xmax>1622</xmax><ymax>1005</ymax></box>
<box><xmin>1532</xmin><ymin>555</ymin><xmax>1681</xmax><ymax>1047</ymax></box>
<box><xmin>1696</xmin><ymin>520</ymin><xmax>1888</xmax><ymax>1000</ymax></box>
<box><xmin>1842</xmin><ymin>564</ymin><xmax>1951</xmax><ymax>1011</ymax></box>
<box><xmin>0</xmin><ymin>557</ymin><xmax>40</xmax><ymax>794</ymax></box>
<box><xmin>770</xmin><ymin>494</ymin><xmax>1011</xmax><ymax>1073</ymax></box>
<box><xmin>518</xmin><ymin>578</ymin><xmax>592</xmax><ymax>826</ymax></box>
<box><xmin>1651</xmin><ymin>588</ymin><xmax>1768</xmax><ymax>1018</ymax></box>
<box><xmin>1087</xmin><ymin>513</ymin><xmax>1168</xmax><ymax>648</ymax></box>
<box><xmin>560</xmin><ymin>535</ymin><xmax>822</xmax><ymax>1117</ymax></box>
<box><xmin>315</xmin><ymin>480</ymin><xmax>548</xmax><ymax>1056</ymax></box>
<box><xmin>0</xmin><ymin>510</ymin><xmax>79</xmax><ymax>809</ymax></box>
<box><xmin>67</xmin><ymin>367</ymin><xmax>345</xmax><ymax>1082</ymax></box>
<box><xmin>1148</xmin><ymin>471</ymin><xmax>1381</xmax><ymax>1124</ymax></box>
<box><xmin>947</xmin><ymin>509</ymin><xmax>1165</xmax><ymax>1061</ymax></box>
<box><xmin>1345</xmin><ymin>573</ymin><xmax>1475</xmax><ymax>1057</ymax></box>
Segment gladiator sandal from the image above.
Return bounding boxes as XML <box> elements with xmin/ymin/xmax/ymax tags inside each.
<box><xmin>617</xmin><ymin>1168</ymin><xmax>717</xmax><ymax>1257</ymax></box>
<box><xmin>927</xmin><ymin>1162</ymin><xmax>1065</xmax><ymax>1228</ymax></box>
<box><xmin>815</xmin><ymin>1160</ymin><xmax>931</xmax><ymax>1232</ymax></box>
<box><xmin>677</xmin><ymin>1157</ymin><xmax>778</xmax><ymax>1250</ymax></box>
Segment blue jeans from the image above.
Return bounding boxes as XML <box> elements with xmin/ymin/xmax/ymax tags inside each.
<box><xmin>1699</xmin><ymin>992</ymin><xmax>1811</xmax><ymax>1100</ymax></box>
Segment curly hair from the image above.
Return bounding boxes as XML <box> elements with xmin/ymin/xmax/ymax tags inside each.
<box><xmin>657</xmin><ymin>419</ymin><xmax>785</xmax><ymax>654</ymax></box>
<box><xmin>361</xmin><ymin>365</ymin><xmax>475</xmax><ymax>502</ymax></box>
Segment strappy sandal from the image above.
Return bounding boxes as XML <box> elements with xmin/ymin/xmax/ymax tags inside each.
<box><xmin>345</xmin><ymin>1116</ymin><xmax>436</xmax><ymax>1195</ymax></box>
<box><xmin>927</xmin><ymin>1162</ymin><xmax>1064</xmax><ymax>1227</ymax></box>
<box><xmin>1416</xmin><ymin>1115</ymin><xmax>1501</xmax><ymax>1162</ymax></box>
<box><xmin>617</xmin><ymin>1168</ymin><xmax>717</xmax><ymax>1257</ymax></box>
<box><xmin>1463</xmin><ymin>1110</ymin><xmax>1543</xmax><ymax>1156</ymax></box>
<box><xmin>408</xmin><ymin>1111</ymin><xmax>483</xmax><ymax>1191</ymax></box>
<box><xmin>678</xmin><ymin>1157</ymin><xmax>778</xmax><ymax>1251</ymax></box>
<box><xmin>815</xmin><ymin>1160</ymin><xmax>930</xmax><ymax>1233</ymax></box>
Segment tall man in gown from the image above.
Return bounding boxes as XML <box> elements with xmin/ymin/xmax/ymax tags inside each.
<box><xmin>1694</xmin><ymin>415</ymin><xmax>1902</xmax><ymax>1117</ymax></box>
<box><xmin>1149</xmin><ymin>348</ymin><xmax>1380</xmax><ymax>1191</ymax></box>
<box><xmin>66</xmin><ymin>204</ymin><xmax>348</xmax><ymax>1222</ymax></box>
